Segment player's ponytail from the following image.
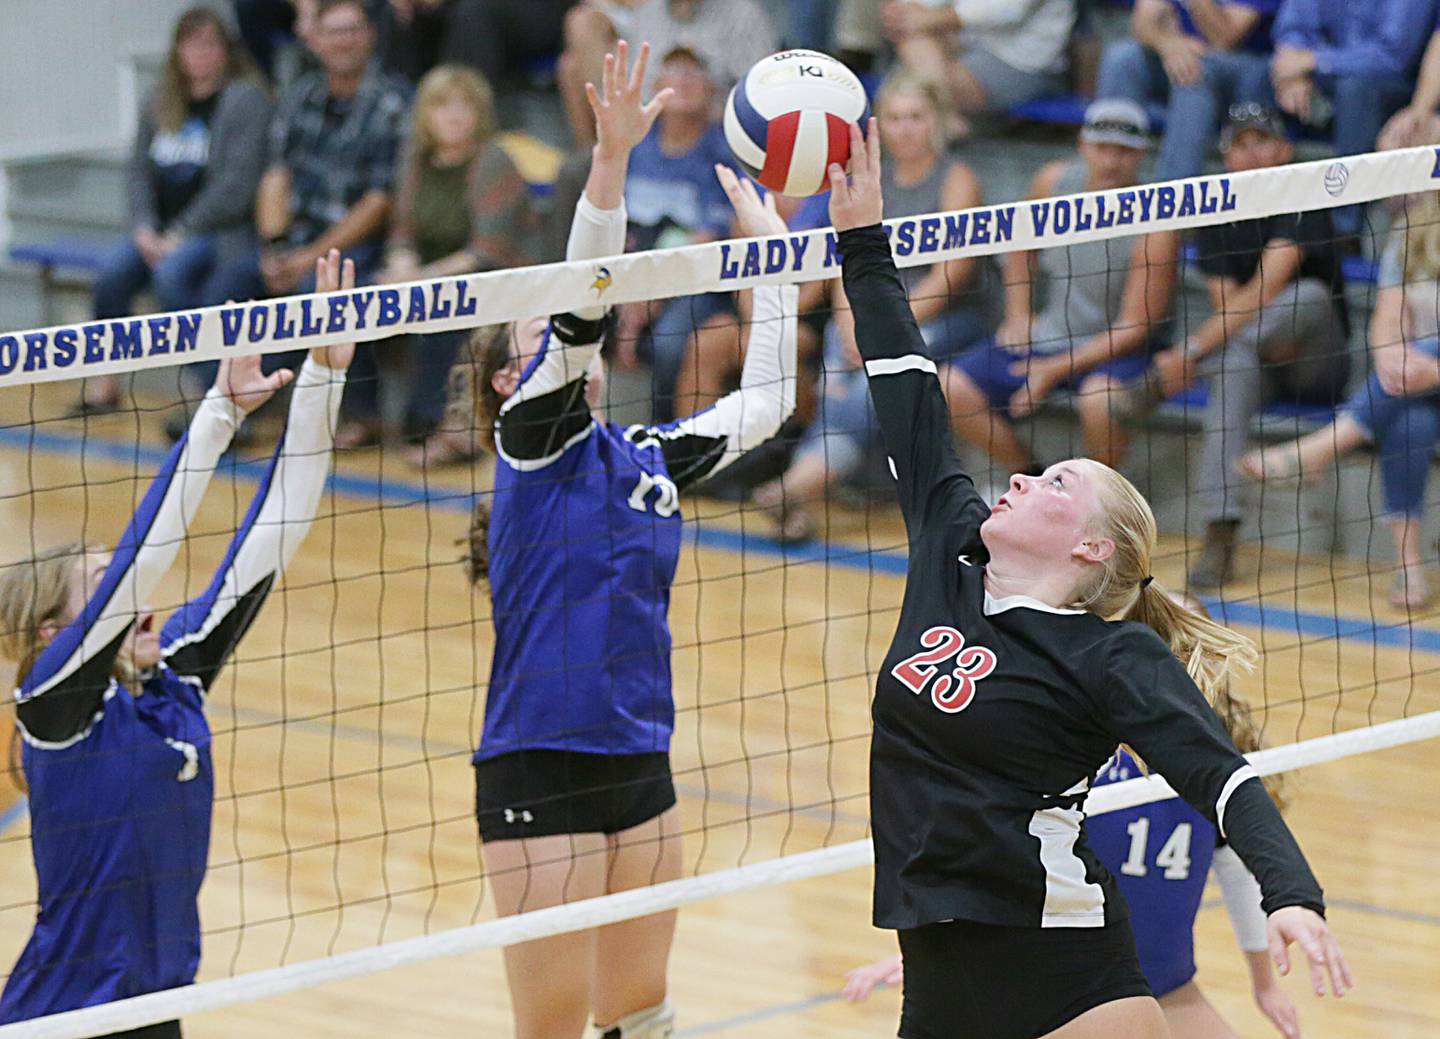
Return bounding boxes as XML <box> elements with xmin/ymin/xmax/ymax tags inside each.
<box><xmin>452</xmin><ymin>324</ymin><xmax>514</xmax><ymax>585</ymax></box>
<box><xmin>1078</xmin><ymin>462</ymin><xmax>1259</xmax><ymax>713</ymax></box>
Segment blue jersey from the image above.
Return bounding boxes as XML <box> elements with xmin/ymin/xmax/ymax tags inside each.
<box><xmin>483</xmin><ymin>416</ymin><xmax>683</xmax><ymax>758</ymax></box>
<box><xmin>477</xmin><ymin>276</ymin><xmax>799</xmax><ymax>762</ymax></box>
<box><xmin>2</xmin><ymin>363</ymin><xmax>342</xmax><ymax>1022</ymax></box>
<box><xmin>1087</xmin><ymin>751</ymin><xmax>1217</xmax><ymax>997</ymax></box>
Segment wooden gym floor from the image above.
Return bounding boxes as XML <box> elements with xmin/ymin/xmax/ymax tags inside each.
<box><xmin>0</xmin><ymin>385</ymin><xmax>1437</xmax><ymax>1038</ymax></box>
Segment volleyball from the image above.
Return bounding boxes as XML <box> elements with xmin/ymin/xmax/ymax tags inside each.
<box><xmin>723</xmin><ymin>49</ymin><xmax>870</xmax><ymax>198</ymax></box>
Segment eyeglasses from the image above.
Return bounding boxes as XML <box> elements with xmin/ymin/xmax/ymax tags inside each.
<box><xmin>1227</xmin><ymin>101</ymin><xmax>1276</xmax><ymax>124</ymax></box>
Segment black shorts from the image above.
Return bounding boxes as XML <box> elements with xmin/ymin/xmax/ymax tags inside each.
<box><xmin>897</xmin><ymin>918</ymin><xmax>1151</xmax><ymax>1039</ymax></box>
<box><xmin>474</xmin><ymin>750</ymin><xmax>676</xmax><ymax>842</ymax></box>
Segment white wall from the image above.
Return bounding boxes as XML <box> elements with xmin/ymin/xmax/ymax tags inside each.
<box><xmin>0</xmin><ymin>0</ymin><xmax>194</xmax><ymax>161</ymax></box>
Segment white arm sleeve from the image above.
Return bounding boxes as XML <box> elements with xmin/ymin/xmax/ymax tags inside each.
<box><xmin>1213</xmin><ymin>844</ymin><xmax>1270</xmax><ymax>953</ymax></box>
<box><xmin>567</xmin><ymin>191</ymin><xmax>628</xmax><ymax>321</ymax></box>
<box><xmin>649</xmin><ymin>284</ymin><xmax>799</xmax><ymax>484</ymax></box>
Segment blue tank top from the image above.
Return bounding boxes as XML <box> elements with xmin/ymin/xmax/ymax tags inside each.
<box><xmin>0</xmin><ymin>670</ymin><xmax>212</xmax><ymax>1022</ymax></box>
<box><xmin>1087</xmin><ymin>750</ymin><xmax>1217</xmax><ymax>997</ymax></box>
<box><xmin>479</xmin><ymin>418</ymin><xmax>683</xmax><ymax>760</ymax></box>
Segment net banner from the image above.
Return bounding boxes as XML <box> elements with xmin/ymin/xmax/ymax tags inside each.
<box><xmin>3</xmin><ymin>145</ymin><xmax>1439</xmax><ymax>386</ymax></box>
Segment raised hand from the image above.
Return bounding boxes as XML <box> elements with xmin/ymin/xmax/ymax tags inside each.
<box><xmin>715</xmin><ymin>165</ymin><xmax>787</xmax><ymax>238</ymax></box>
<box><xmin>214</xmin><ymin>352</ymin><xmax>294</xmax><ymax>415</ymax></box>
<box><xmin>1267</xmin><ymin>905</ymin><xmax>1352</xmax><ymax>999</ymax></box>
<box><xmin>308</xmin><ymin>248</ymin><xmax>356</xmax><ymax>371</ymax></box>
<box><xmin>586</xmin><ymin>40</ymin><xmax>672</xmax><ymax>162</ymax></box>
<box><xmin>828</xmin><ymin>119</ymin><xmax>883</xmax><ymax>232</ymax></box>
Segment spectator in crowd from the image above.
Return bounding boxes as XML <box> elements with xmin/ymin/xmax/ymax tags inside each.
<box><xmin>1123</xmin><ymin>104</ymin><xmax>1351</xmax><ymax>590</ymax></box>
<box><xmin>432</xmin><ymin>0</ymin><xmax>580</xmax><ymax>93</ymax></box>
<box><xmin>610</xmin><ymin>46</ymin><xmax>734</xmax><ymax>421</ymax></box>
<box><xmin>376</xmin><ymin>0</ymin><xmax>451</xmax><ymax>82</ymax></box>
<box><xmin>377</xmin><ymin>65</ymin><xmax>536</xmax><ymax>465</ymax></box>
<box><xmin>944</xmin><ymin>100</ymin><xmax>1178</xmax><ymax>474</ymax></box>
<box><xmin>1270</xmin><ymin>0</ymin><xmax>1437</xmax><ymax>233</ymax></box>
<box><xmin>1241</xmin><ymin>192</ymin><xmax>1440</xmax><ymax>609</ymax></box>
<box><xmin>76</xmin><ymin>6</ymin><xmax>271</xmax><ymax>416</ymax></box>
<box><xmin>559</xmin><ymin>0</ymin><xmax>776</xmax><ymax>147</ymax></box>
<box><xmin>209</xmin><ymin>0</ymin><xmax>408</xmax><ymax>445</ymax></box>
<box><xmin>234</xmin><ymin>0</ymin><xmax>308</xmax><ymax>78</ymax></box>
<box><xmin>1097</xmin><ymin>0</ymin><xmax>1278</xmax><ymax>181</ymax></box>
<box><xmin>880</xmin><ymin>0</ymin><xmax>1076</xmax><ymax>136</ymax></box>
<box><xmin>751</xmin><ymin>74</ymin><xmax>991</xmax><ymax>543</ymax></box>
<box><xmin>1379</xmin><ymin>19</ymin><xmax>1440</xmax><ymax>149</ymax></box>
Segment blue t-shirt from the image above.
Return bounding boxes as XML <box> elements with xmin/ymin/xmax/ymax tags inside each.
<box><xmin>625</xmin><ymin>122</ymin><xmax>734</xmax><ymax>251</ymax></box>
<box><xmin>1087</xmin><ymin>750</ymin><xmax>1218</xmax><ymax>997</ymax></box>
<box><xmin>479</xmin><ymin>417</ymin><xmax>683</xmax><ymax>760</ymax></box>
<box><xmin>1174</xmin><ymin>0</ymin><xmax>1280</xmax><ymax>53</ymax></box>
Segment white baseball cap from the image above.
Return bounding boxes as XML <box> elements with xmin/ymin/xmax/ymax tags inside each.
<box><xmin>1080</xmin><ymin>99</ymin><xmax>1152</xmax><ymax>151</ymax></box>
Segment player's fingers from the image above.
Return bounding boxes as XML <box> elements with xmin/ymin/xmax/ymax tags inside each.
<box><xmin>629</xmin><ymin>40</ymin><xmax>649</xmax><ymax>95</ymax></box>
<box><xmin>641</xmin><ymin>88</ymin><xmax>674</xmax><ymax>122</ymax></box>
<box><xmin>601</xmin><ymin>50</ymin><xmax>614</xmax><ymax>100</ymax></box>
<box><xmin>847</xmin><ymin>121</ymin><xmax>866</xmax><ymax>177</ymax></box>
<box><xmin>827</xmin><ymin>163</ymin><xmax>849</xmax><ymax>205</ymax></box>
<box><xmin>1327</xmin><ymin>936</ymin><xmax>1352</xmax><ymax>995</ymax></box>
<box><xmin>714</xmin><ymin>163</ymin><xmax>737</xmax><ymax>193</ymax></box>
<box><xmin>1298</xmin><ymin>933</ymin><xmax>1327</xmax><ymax>996</ymax></box>
<box><xmin>340</xmin><ymin>257</ymin><xmax>355</xmax><ymax>292</ymax></box>
<box><xmin>867</xmin><ymin>117</ymin><xmax>882</xmax><ymax>180</ymax></box>
<box><xmin>584</xmin><ymin>80</ymin><xmax>601</xmax><ymax>116</ymax></box>
<box><xmin>613</xmin><ymin>40</ymin><xmax>628</xmax><ymax>95</ymax></box>
<box><xmin>1269</xmin><ymin>928</ymin><xmax>1290</xmax><ymax>976</ymax></box>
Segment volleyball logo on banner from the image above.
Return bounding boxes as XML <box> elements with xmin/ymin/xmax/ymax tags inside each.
<box><xmin>723</xmin><ymin>50</ymin><xmax>869</xmax><ymax>198</ymax></box>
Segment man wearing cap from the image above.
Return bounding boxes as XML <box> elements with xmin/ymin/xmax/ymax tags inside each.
<box><xmin>1097</xmin><ymin>0</ymin><xmax>1279</xmax><ymax>181</ymax></box>
<box><xmin>1130</xmin><ymin>103</ymin><xmax>1351</xmax><ymax>589</ymax></box>
<box><xmin>943</xmin><ymin>99</ymin><xmax>1180</xmax><ymax>473</ymax></box>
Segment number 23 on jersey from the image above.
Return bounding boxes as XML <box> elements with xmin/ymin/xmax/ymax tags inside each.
<box><xmin>892</xmin><ymin>626</ymin><xmax>997</xmax><ymax>714</ymax></box>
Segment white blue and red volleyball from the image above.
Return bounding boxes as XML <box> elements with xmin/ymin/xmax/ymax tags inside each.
<box><xmin>723</xmin><ymin>50</ymin><xmax>870</xmax><ymax>198</ymax></box>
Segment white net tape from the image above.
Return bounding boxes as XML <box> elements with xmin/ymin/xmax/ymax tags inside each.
<box><xmin>4</xmin><ymin>710</ymin><xmax>1436</xmax><ymax>1039</ymax></box>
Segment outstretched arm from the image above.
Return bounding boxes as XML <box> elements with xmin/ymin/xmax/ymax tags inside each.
<box><xmin>494</xmin><ymin>40</ymin><xmax>672</xmax><ymax>469</ymax></box>
<box><xmin>16</xmin><ymin>356</ymin><xmax>294</xmax><ymax>743</ymax></box>
<box><xmin>163</xmin><ymin>253</ymin><xmax>354</xmax><ymax>691</ymax></box>
<box><xmin>830</xmin><ymin>120</ymin><xmax>987</xmax><ymax>544</ymax></box>
<box><xmin>645</xmin><ymin>168</ymin><xmax>799</xmax><ymax>492</ymax></box>
<box><xmin>1214</xmin><ymin>846</ymin><xmax>1302</xmax><ymax>1038</ymax></box>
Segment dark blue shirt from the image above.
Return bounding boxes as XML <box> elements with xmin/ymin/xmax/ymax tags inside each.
<box><xmin>1173</xmin><ymin>0</ymin><xmax>1281</xmax><ymax>53</ymax></box>
<box><xmin>1273</xmin><ymin>0</ymin><xmax>1438</xmax><ymax>78</ymax></box>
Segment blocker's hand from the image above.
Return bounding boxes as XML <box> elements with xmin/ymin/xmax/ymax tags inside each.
<box><xmin>308</xmin><ymin>248</ymin><xmax>356</xmax><ymax>371</ymax></box>
<box><xmin>828</xmin><ymin>119</ymin><xmax>883</xmax><ymax>232</ymax></box>
<box><xmin>214</xmin><ymin>352</ymin><xmax>293</xmax><ymax>415</ymax></box>
<box><xmin>1267</xmin><ymin>906</ymin><xmax>1352</xmax><ymax>998</ymax></box>
<box><xmin>715</xmin><ymin>165</ymin><xmax>787</xmax><ymax>238</ymax></box>
<box><xmin>587</xmin><ymin>40</ymin><xmax>672</xmax><ymax>162</ymax></box>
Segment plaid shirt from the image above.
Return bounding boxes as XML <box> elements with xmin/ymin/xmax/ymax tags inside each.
<box><xmin>269</xmin><ymin>64</ymin><xmax>410</xmax><ymax>246</ymax></box>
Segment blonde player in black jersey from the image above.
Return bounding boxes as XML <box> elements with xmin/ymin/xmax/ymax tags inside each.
<box><xmin>826</xmin><ymin>122</ymin><xmax>1350</xmax><ymax>1039</ymax></box>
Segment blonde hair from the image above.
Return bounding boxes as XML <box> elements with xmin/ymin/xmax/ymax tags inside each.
<box><xmin>1402</xmin><ymin>192</ymin><xmax>1440</xmax><ymax>284</ymax></box>
<box><xmin>0</xmin><ymin>542</ymin><xmax>96</xmax><ymax>684</ymax></box>
<box><xmin>1072</xmin><ymin>461</ymin><xmax>1260</xmax><ymax>717</ymax></box>
<box><xmin>410</xmin><ymin>65</ymin><xmax>497</xmax><ymax>165</ymax></box>
<box><xmin>875</xmin><ymin>71</ymin><xmax>950</xmax><ymax>160</ymax></box>
<box><xmin>154</xmin><ymin>6</ymin><xmax>263</xmax><ymax>133</ymax></box>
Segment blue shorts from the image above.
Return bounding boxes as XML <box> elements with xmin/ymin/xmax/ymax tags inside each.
<box><xmin>951</xmin><ymin>339</ymin><xmax>1156</xmax><ymax>417</ymax></box>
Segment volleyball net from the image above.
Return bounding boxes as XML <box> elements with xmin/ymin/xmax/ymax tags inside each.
<box><xmin>2</xmin><ymin>145</ymin><xmax>1440</xmax><ymax>1037</ymax></box>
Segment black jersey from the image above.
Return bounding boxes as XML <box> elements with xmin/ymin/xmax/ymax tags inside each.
<box><xmin>838</xmin><ymin>225</ymin><xmax>1324</xmax><ymax>932</ymax></box>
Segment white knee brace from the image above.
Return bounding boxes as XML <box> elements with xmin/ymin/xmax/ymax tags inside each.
<box><xmin>594</xmin><ymin>998</ymin><xmax>674</xmax><ymax>1039</ymax></box>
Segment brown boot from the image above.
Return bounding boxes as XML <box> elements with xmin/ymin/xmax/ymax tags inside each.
<box><xmin>1188</xmin><ymin>519</ymin><xmax>1240</xmax><ymax>591</ymax></box>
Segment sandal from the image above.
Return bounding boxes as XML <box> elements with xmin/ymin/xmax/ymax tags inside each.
<box><xmin>406</xmin><ymin>429</ymin><xmax>479</xmax><ymax>469</ymax></box>
<box><xmin>753</xmin><ymin>481</ymin><xmax>817</xmax><ymax>546</ymax></box>
<box><xmin>1237</xmin><ymin>444</ymin><xmax>1304</xmax><ymax>483</ymax></box>
<box><xmin>1389</xmin><ymin>568</ymin><xmax>1432</xmax><ymax>610</ymax></box>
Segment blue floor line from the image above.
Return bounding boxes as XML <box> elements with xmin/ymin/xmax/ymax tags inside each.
<box><xmin>0</xmin><ymin>798</ymin><xmax>28</xmax><ymax>837</ymax></box>
<box><xmin>8</xmin><ymin>425</ymin><xmax>1440</xmax><ymax>656</ymax></box>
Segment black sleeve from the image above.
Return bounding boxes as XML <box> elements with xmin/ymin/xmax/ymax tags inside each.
<box><xmin>838</xmin><ymin>225</ymin><xmax>989</xmax><ymax>547</ymax></box>
<box><xmin>1194</xmin><ymin>223</ymin><xmax>1230</xmax><ymax>280</ymax></box>
<box><xmin>164</xmin><ymin>574</ymin><xmax>275</xmax><ymax>691</ymax></box>
<box><xmin>15</xmin><ymin>627</ymin><xmax>127</xmax><ymax>743</ymax></box>
<box><xmin>656</xmin><ymin>431</ymin><xmax>729</xmax><ymax>493</ymax></box>
<box><xmin>1099</xmin><ymin>626</ymin><xmax>1325</xmax><ymax>916</ymax></box>
<box><xmin>494</xmin><ymin>311</ymin><xmax>606</xmax><ymax>463</ymax></box>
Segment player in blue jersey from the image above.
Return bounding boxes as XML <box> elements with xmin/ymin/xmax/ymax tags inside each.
<box><xmin>458</xmin><ymin>42</ymin><xmax>798</xmax><ymax>1039</ymax></box>
<box><xmin>0</xmin><ymin>253</ymin><xmax>355</xmax><ymax>1037</ymax></box>
<box><xmin>842</xmin><ymin>596</ymin><xmax>1302</xmax><ymax>1039</ymax></box>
